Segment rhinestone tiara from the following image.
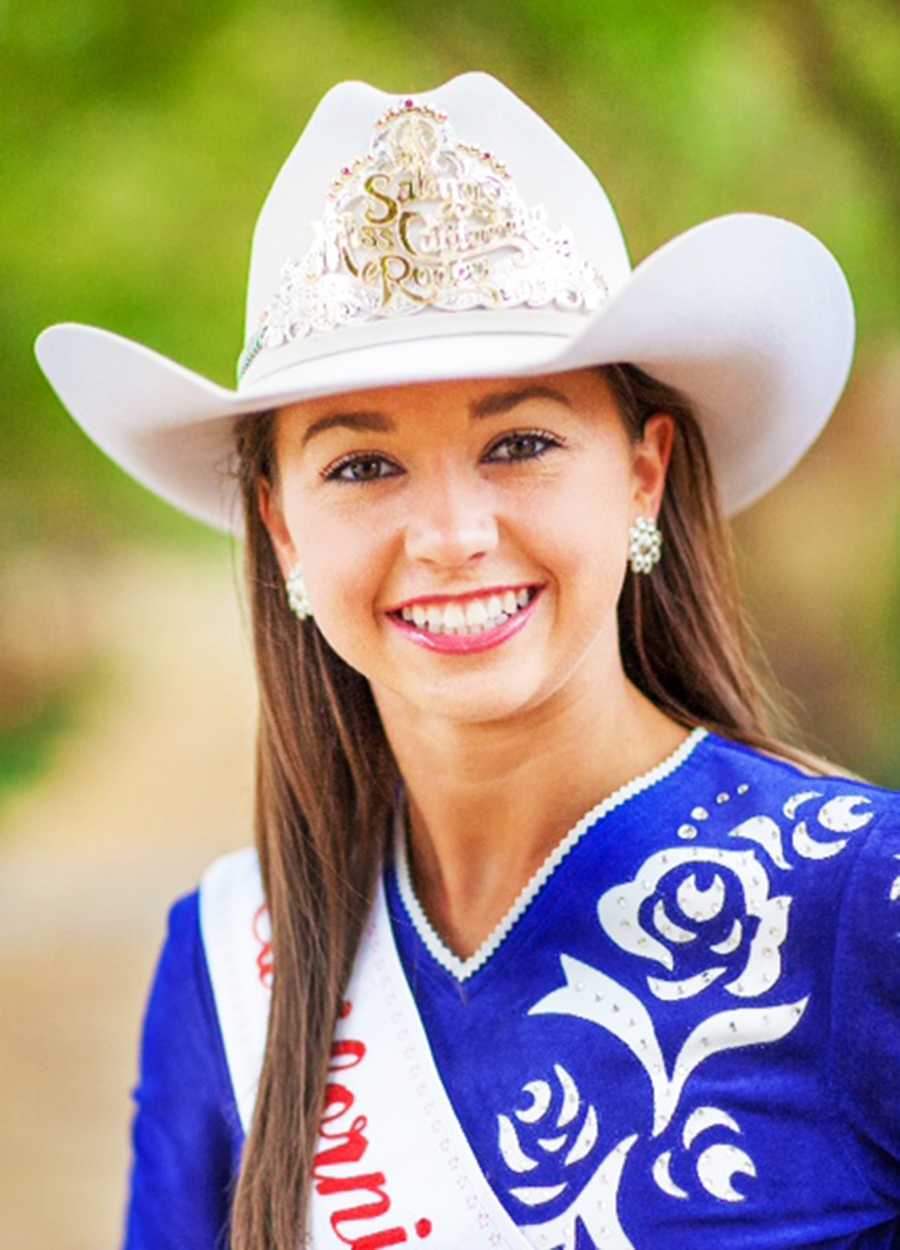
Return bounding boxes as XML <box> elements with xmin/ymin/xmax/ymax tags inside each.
<box><xmin>237</xmin><ymin>97</ymin><xmax>610</xmax><ymax>383</ymax></box>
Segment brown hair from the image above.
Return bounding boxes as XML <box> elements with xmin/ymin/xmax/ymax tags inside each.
<box><xmin>225</xmin><ymin>362</ymin><xmax>830</xmax><ymax>1248</ymax></box>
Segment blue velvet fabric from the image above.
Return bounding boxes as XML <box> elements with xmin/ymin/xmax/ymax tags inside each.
<box><xmin>122</xmin><ymin>732</ymin><xmax>900</xmax><ymax>1249</ymax></box>
<box><xmin>121</xmin><ymin>891</ymin><xmax>243</xmax><ymax>1250</ymax></box>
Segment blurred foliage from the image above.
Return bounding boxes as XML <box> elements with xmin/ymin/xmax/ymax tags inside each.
<box><xmin>0</xmin><ymin>662</ymin><xmax>105</xmax><ymax>818</ymax></box>
<box><xmin>1</xmin><ymin>0</ymin><xmax>898</xmax><ymax>780</ymax></box>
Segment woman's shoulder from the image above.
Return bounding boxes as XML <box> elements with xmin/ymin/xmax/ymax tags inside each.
<box><xmin>192</xmin><ymin>845</ymin><xmax>271</xmax><ymax>1137</ymax></box>
<box><xmin>155</xmin><ymin>846</ymin><xmax>263</xmax><ymax>958</ymax></box>
<box><xmin>197</xmin><ymin>844</ymin><xmax>264</xmax><ymax>922</ymax></box>
<box><xmin>198</xmin><ymin>843</ymin><xmax>262</xmax><ymax>890</ymax></box>
<box><xmin>673</xmin><ymin>731</ymin><xmax>900</xmax><ymax>931</ymax></box>
<box><xmin>149</xmin><ymin>846</ymin><xmax>267</xmax><ymax>1053</ymax></box>
<box><xmin>697</xmin><ymin>729</ymin><xmax>900</xmax><ymax>833</ymax></box>
<box><xmin>692</xmin><ymin>736</ymin><xmax>900</xmax><ymax>1205</ymax></box>
<box><xmin>194</xmin><ymin>845</ymin><xmax>267</xmax><ymax>975</ymax></box>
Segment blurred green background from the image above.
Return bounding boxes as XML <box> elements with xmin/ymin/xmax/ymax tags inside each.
<box><xmin>0</xmin><ymin>4</ymin><xmax>898</xmax><ymax>1241</ymax></box>
<box><xmin>3</xmin><ymin>0</ymin><xmax>899</xmax><ymax>800</ymax></box>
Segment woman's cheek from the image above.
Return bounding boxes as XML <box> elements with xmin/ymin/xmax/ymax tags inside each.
<box><xmin>523</xmin><ymin>492</ymin><xmax>628</xmax><ymax>591</ymax></box>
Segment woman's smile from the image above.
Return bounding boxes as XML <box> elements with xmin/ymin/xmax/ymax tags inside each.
<box><xmin>386</xmin><ymin>583</ymin><xmax>545</xmax><ymax>653</ymax></box>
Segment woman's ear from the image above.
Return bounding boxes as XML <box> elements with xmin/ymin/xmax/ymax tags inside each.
<box><xmin>257</xmin><ymin>476</ymin><xmax>297</xmax><ymax>579</ymax></box>
<box><xmin>631</xmin><ymin>412</ymin><xmax>675</xmax><ymax>515</ymax></box>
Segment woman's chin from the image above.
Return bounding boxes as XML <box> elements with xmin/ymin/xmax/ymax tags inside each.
<box><xmin>371</xmin><ymin>659</ymin><xmax>561</xmax><ymax>729</ymax></box>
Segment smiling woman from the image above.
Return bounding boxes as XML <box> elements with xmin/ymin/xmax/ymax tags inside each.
<box><xmin>33</xmin><ymin>73</ymin><xmax>900</xmax><ymax>1250</ymax></box>
<box><xmin>260</xmin><ymin>369</ymin><xmax>674</xmax><ymax>725</ymax></box>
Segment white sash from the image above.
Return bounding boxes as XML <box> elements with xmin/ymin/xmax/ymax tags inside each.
<box><xmin>199</xmin><ymin>847</ymin><xmax>533</xmax><ymax>1250</ymax></box>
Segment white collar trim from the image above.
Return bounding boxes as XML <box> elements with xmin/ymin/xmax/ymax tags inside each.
<box><xmin>392</xmin><ymin>726</ymin><xmax>708</xmax><ymax>983</ymax></box>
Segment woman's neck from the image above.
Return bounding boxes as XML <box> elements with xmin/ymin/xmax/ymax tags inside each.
<box><xmin>373</xmin><ymin>662</ymin><xmax>691</xmax><ymax>961</ymax></box>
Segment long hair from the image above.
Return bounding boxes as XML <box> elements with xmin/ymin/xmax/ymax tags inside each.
<box><xmin>226</xmin><ymin>362</ymin><xmax>827</xmax><ymax>1249</ymax></box>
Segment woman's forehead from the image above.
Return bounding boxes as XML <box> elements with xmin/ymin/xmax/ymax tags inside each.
<box><xmin>276</xmin><ymin>366</ymin><xmax>616</xmax><ymax>433</ymax></box>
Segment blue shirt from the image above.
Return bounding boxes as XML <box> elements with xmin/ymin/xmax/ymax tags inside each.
<box><xmin>122</xmin><ymin>731</ymin><xmax>900</xmax><ymax>1249</ymax></box>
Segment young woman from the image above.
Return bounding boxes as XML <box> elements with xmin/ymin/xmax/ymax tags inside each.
<box><xmin>35</xmin><ymin>73</ymin><xmax>900</xmax><ymax>1250</ymax></box>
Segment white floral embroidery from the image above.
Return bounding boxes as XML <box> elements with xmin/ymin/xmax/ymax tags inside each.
<box><xmin>565</xmin><ymin>1105</ymin><xmax>599</xmax><ymax>1165</ymax></box>
<box><xmin>516</xmin><ymin>1080</ymin><xmax>551</xmax><ymax>1123</ymax></box>
<box><xmin>498</xmin><ymin>1064</ymin><xmax>623</xmax><ymax>1248</ymax></box>
<box><xmin>498</xmin><ymin>1064</ymin><xmax>600</xmax><ymax>1196</ymax></box>
<box><xmin>598</xmin><ymin>846</ymin><xmax>792</xmax><ymax>1001</ymax></box>
<box><xmin>498</xmin><ymin>1115</ymin><xmax>539</xmax><ymax>1173</ymax></box>
<box><xmin>521</xmin><ymin>1134</ymin><xmax>639</xmax><ymax>1250</ymax></box>
<box><xmin>502</xmin><ymin>782</ymin><xmax>888</xmax><ymax>1249</ymax></box>
<box><xmin>555</xmin><ymin>1062</ymin><xmax>580</xmax><ymax>1127</ymax></box>
<box><xmin>782</xmin><ymin>790</ymin><xmax>823</xmax><ymax>820</ymax></box>
<box><xmin>652</xmin><ymin>1151</ymin><xmax>688</xmax><ymax>1199</ymax></box>
<box><xmin>516</xmin><ymin>1080</ymin><xmax>551</xmax><ymax>1124</ymax></box>
<box><xmin>817</xmin><ymin>795</ymin><xmax>875</xmax><ymax>833</ymax></box>
<box><xmin>530</xmin><ymin>954</ymin><xmax>808</xmax><ymax>1137</ymax></box>
<box><xmin>728</xmin><ymin>816</ymin><xmax>792</xmax><ymax>870</ymax></box>
<box><xmin>791</xmin><ymin>820</ymin><xmax>849</xmax><ymax>859</ymax></box>
<box><xmin>891</xmin><ymin>854</ymin><xmax>900</xmax><ymax>903</ymax></box>
<box><xmin>653</xmin><ymin>1106</ymin><xmax>754</xmax><ymax>1204</ymax></box>
<box><xmin>683</xmin><ymin>1106</ymin><xmax>741</xmax><ymax>1148</ymax></box>
<box><xmin>696</xmin><ymin>1143</ymin><xmax>756</xmax><ymax>1202</ymax></box>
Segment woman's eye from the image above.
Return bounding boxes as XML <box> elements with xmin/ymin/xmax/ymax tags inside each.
<box><xmin>325</xmin><ymin>455</ymin><xmax>401</xmax><ymax>483</ymax></box>
<box><xmin>484</xmin><ymin>432</ymin><xmax>561</xmax><ymax>463</ymax></box>
<box><xmin>324</xmin><ymin>432</ymin><xmax>561</xmax><ymax>482</ymax></box>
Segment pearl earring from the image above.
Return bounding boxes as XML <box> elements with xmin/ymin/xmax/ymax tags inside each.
<box><xmin>285</xmin><ymin>563</ymin><xmax>313</xmax><ymax>620</ymax></box>
<box><xmin>628</xmin><ymin>515</ymin><xmax>662</xmax><ymax>575</ymax></box>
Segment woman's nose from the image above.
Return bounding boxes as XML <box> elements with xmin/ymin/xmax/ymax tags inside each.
<box><xmin>403</xmin><ymin>472</ymin><xmax>499</xmax><ymax>569</ymax></box>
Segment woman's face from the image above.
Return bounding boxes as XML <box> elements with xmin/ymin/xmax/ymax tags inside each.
<box><xmin>259</xmin><ymin>367</ymin><xmax>672</xmax><ymax>726</ymax></box>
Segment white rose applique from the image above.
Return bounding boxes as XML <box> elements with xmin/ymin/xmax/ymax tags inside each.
<box><xmin>530</xmin><ymin>844</ymin><xmax>808</xmax><ymax>1139</ymax></box>
<box><xmin>495</xmin><ymin>1063</ymin><xmax>638</xmax><ymax>1250</ymax></box>
<box><xmin>521</xmin><ymin>791</ymin><xmax>880</xmax><ymax>1240</ymax></box>
<box><xmin>597</xmin><ymin>846</ymin><xmax>790</xmax><ymax>1001</ymax></box>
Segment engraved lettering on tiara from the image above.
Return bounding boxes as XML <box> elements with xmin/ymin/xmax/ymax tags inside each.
<box><xmin>238</xmin><ymin>98</ymin><xmax>609</xmax><ymax>382</ymax></box>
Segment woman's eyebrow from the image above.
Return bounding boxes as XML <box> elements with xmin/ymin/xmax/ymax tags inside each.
<box><xmin>301</xmin><ymin>384</ymin><xmax>572</xmax><ymax>447</ymax></box>
<box><xmin>470</xmin><ymin>384</ymin><xmax>573</xmax><ymax>419</ymax></box>
<box><xmin>301</xmin><ymin>411</ymin><xmax>394</xmax><ymax>447</ymax></box>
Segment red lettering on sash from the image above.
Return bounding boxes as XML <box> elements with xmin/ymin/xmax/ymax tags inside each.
<box><xmin>310</xmin><ymin>1003</ymin><xmax>433</xmax><ymax>1246</ymax></box>
<box><xmin>350</xmin><ymin>1231</ymin><xmax>410</xmax><ymax>1249</ymax></box>
<box><xmin>330</xmin><ymin>1038</ymin><xmax>366</xmax><ymax>1071</ymax></box>
<box><xmin>318</xmin><ymin>1171</ymin><xmax>406</xmax><ymax>1246</ymax></box>
<box><xmin>314</xmin><ymin>1112</ymin><xmax>369</xmax><ymax>1170</ymax></box>
<box><xmin>251</xmin><ymin>903</ymin><xmax>273</xmax><ymax>988</ymax></box>
<box><xmin>321</xmin><ymin>1083</ymin><xmax>357</xmax><ymax>1124</ymax></box>
<box><xmin>248</xmin><ymin>929</ymin><xmax>434</xmax><ymax>1241</ymax></box>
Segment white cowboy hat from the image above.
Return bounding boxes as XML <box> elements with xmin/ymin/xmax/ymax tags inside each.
<box><xmin>34</xmin><ymin>71</ymin><xmax>855</xmax><ymax>540</ymax></box>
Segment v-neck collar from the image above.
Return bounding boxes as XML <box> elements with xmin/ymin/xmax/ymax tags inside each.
<box><xmin>392</xmin><ymin>726</ymin><xmax>709</xmax><ymax>983</ymax></box>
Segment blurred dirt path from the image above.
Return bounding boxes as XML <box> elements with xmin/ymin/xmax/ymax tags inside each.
<box><xmin>0</xmin><ymin>548</ymin><xmax>257</xmax><ymax>1250</ymax></box>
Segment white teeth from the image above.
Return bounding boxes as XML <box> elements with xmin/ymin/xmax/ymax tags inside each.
<box><xmin>443</xmin><ymin>603</ymin><xmax>464</xmax><ymax>630</ymax></box>
<box><xmin>399</xmin><ymin>587</ymin><xmax>536</xmax><ymax>636</ymax></box>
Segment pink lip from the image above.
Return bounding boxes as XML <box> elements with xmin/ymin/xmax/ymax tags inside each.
<box><xmin>386</xmin><ymin>588</ymin><xmax>543</xmax><ymax>655</ymax></box>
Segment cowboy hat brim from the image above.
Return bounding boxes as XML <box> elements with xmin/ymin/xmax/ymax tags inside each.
<box><xmin>34</xmin><ymin>210</ymin><xmax>854</xmax><ymax>540</ymax></box>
